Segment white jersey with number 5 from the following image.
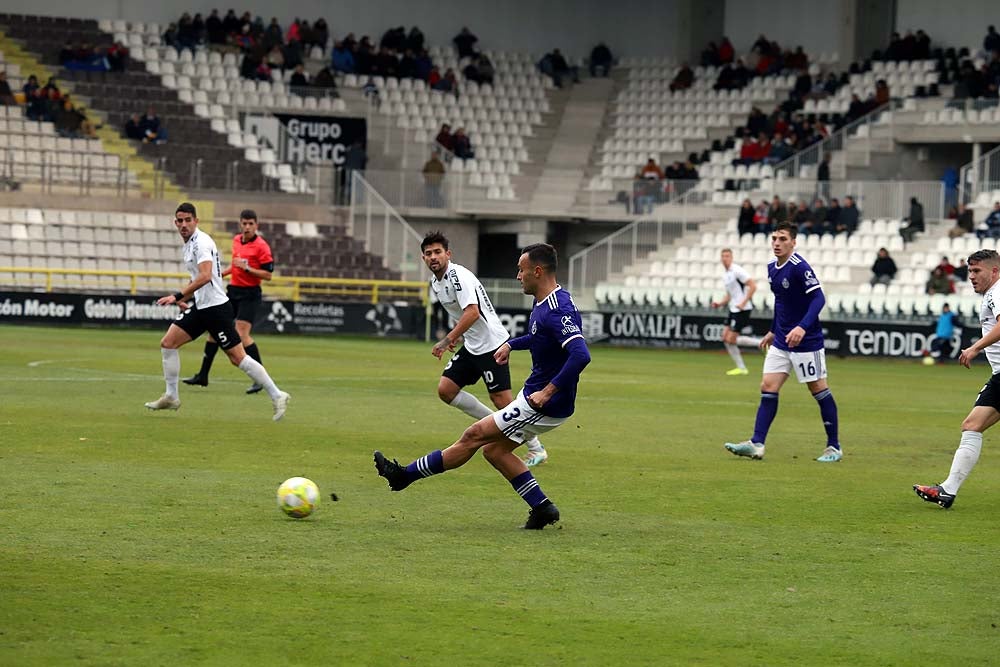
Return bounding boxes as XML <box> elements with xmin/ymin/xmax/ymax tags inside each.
<box><xmin>430</xmin><ymin>261</ymin><xmax>509</xmax><ymax>354</ymax></box>
<box><xmin>183</xmin><ymin>228</ymin><xmax>228</xmax><ymax>308</ymax></box>
<box><xmin>981</xmin><ymin>282</ymin><xmax>1000</xmax><ymax>373</ymax></box>
<box><xmin>723</xmin><ymin>262</ymin><xmax>753</xmax><ymax>313</ymax></box>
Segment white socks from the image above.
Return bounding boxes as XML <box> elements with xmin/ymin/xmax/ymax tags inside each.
<box><xmin>525</xmin><ymin>436</ymin><xmax>545</xmax><ymax>454</ymax></box>
<box><xmin>724</xmin><ymin>343</ymin><xmax>745</xmax><ymax>370</ymax></box>
<box><xmin>449</xmin><ymin>390</ymin><xmax>494</xmax><ymax>419</ymax></box>
<box><xmin>736</xmin><ymin>335</ymin><xmax>762</xmax><ymax>348</ymax></box>
<box><xmin>238</xmin><ymin>356</ymin><xmax>280</xmax><ymax>400</ymax></box>
<box><xmin>161</xmin><ymin>347</ymin><xmax>180</xmax><ymax>398</ymax></box>
<box><xmin>941</xmin><ymin>430</ymin><xmax>983</xmax><ymax>495</ymax></box>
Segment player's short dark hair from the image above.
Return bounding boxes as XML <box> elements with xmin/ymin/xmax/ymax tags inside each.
<box><xmin>968</xmin><ymin>249</ymin><xmax>1000</xmax><ymax>265</ymax></box>
<box><xmin>522</xmin><ymin>243</ymin><xmax>558</xmax><ymax>273</ymax></box>
<box><xmin>774</xmin><ymin>221</ymin><xmax>798</xmax><ymax>238</ymax></box>
<box><xmin>421</xmin><ymin>230</ymin><xmax>449</xmax><ymax>251</ymax></box>
<box><xmin>175</xmin><ymin>202</ymin><xmax>197</xmax><ymax>217</ymax></box>
<box><xmin>239</xmin><ymin>209</ymin><xmax>258</xmax><ymax>221</ymax></box>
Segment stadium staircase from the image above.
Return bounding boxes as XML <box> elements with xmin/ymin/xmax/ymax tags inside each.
<box><xmin>0</xmin><ymin>20</ymin><xmax>184</xmax><ymax>199</ymax></box>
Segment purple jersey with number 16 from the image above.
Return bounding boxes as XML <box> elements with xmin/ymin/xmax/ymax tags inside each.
<box><xmin>768</xmin><ymin>252</ymin><xmax>825</xmax><ymax>352</ymax></box>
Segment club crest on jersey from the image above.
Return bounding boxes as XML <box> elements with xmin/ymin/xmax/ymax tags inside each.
<box><xmin>781</xmin><ymin>278</ymin><xmax>790</xmax><ymax>289</ymax></box>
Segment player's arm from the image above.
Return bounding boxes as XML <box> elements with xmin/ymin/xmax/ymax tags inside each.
<box><xmin>786</xmin><ymin>287</ymin><xmax>825</xmax><ymax>348</ymax></box>
<box><xmin>737</xmin><ymin>278</ymin><xmax>757</xmax><ymax>310</ymax></box>
<box><xmin>495</xmin><ymin>333</ymin><xmax>530</xmax><ymax>364</ymax></box>
<box><xmin>960</xmin><ymin>312</ymin><xmax>1000</xmax><ymax>367</ymax></box>
<box><xmin>710</xmin><ymin>293</ymin><xmax>730</xmax><ymax>309</ymax></box>
<box><xmin>528</xmin><ymin>336</ymin><xmax>591</xmax><ymax>409</ymax></box>
<box><xmin>157</xmin><ymin>260</ymin><xmax>213</xmax><ymax>306</ymax></box>
<box><xmin>432</xmin><ymin>303</ymin><xmax>480</xmax><ymax>358</ymax></box>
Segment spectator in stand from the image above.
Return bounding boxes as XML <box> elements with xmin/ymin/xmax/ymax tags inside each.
<box><xmin>162</xmin><ymin>23</ymin><xmax>179</xmax><ymax>49</ymax></box>
<box><xmin>453</xmin><ymin>128</ymin><xmax>474</xmax><ymax>159</ymax></box>
<box><xmin>718</xmin><ymin>37</ymin><xmax>735</xmax><ymax>64</ymax></box>
<box><xmin>0</xmin><ymin>72</ymin><xmax>13</xmax><ymax>106</ymax></box>
<box><xmin>407</xmin><ymin>27</ymin><xmax>425</xmax><ymax>53</ymax></box>
<box><xmin>205</xmin><ymin>10</ymin><xmax>225</xmax><ymax>45</ymax></box>
<box><xmin>362</xmin><ymin>76</ymin><xmax>381</xmax><ymax>109</ymax></box>
<box><xmin>254</xmin><ymin>59</ymin><xmax>272</xmax><ymax>82</ymax></box>
<box><xmin>870</xmin><ymin>247</ymin><xmax>898</xmax><ymax>286</ymax></box>
<box><xmin>640</xmin><ymin>158</ymin><xmax>664</xmax><ymax>180</ymax></box>
<box><xmin>825</xmin><ymin>198</ymin><xmax>841</xmax><ymax>230</ymax></box>
<box><xmin>835</xmin><ymin>195</ymin><xmax>860</xmax><ymax>234</ymax></box>
<box><xmin>977</xmin><ymin>202</ymin><xmax>1000</xmax><ymax>239</ymax></box>
<box><xmin>433</xmin><ymin>68</ymin><xmax>458</xmax><ymax>95</ymax></box>
<box><xmin>762</xmin><ymin>133</ymin><xmax>792</xmax><ymax>165</ymax></box>
<box><xmin>58</xmin><ymin>41</ymin><xmax>74</xmax><ymax>65</ymax></box>
<box><xmin>191</xmin><ymin>13</ymin><xmax>205</xmax><ymax>43</ymax></box>
<box><xmin>753</xmin><ymin>199</ymin><xmax>771</xmax><ymax>234</ymax></box>
<box><xmin>313</xmin><ymin>66</ymin><xmax>337</xmax><ymax>90</ymax></box>
<box><xmin>398</xmin><ymin>49</ymin><xmax>418</xmax><ymax>79</ymax></box>
<box><xmin>670</xmin><ymin>63</ymin><xmax>694</xmax><ymax>92</ymax></box>
<box><xmin>422</xmin><ymin>150</ymin><xmax>446</xmax><ymax>208</ymax></box>
<box><xmin>701</xmin><ymin>41</ymin><xmax>720</xmax><ymax>67</ymax></box>
<box><xmin>926</xmin><ymin>266</ymin><xmax>953</xmax><ymax>295</ymax></box>
<box><xmin>590</xmin><ymin>42</ymin><xmax>613</xmax><ymax>77</ymax></box>
<box><xmin>124</xmin><ymin>112</ymin><xmax>144</xmax><ymax>140</ymax></box>
<box><xmin>106</xmin><ymin>42</ymin><xmax>129</xmax><ymax>72</ymax></box>
<box><xmin>234</xmin><ymin>24</ymin><xmax>256</xmax><ymax>53</ymax></box>
<box><xmin>846</xmin><ymin>93</ymin><xmax>867</xmax><ymax>121</ymax></box>
<box><xmin>953</xmin><ymin>258</ymin><xmax>969</xmax><ymax>282</ymax></box>
<box><xmin>936</xmin><ymin>256</ymin><xmax>956</xmax><ymax>277</ymax></box>
<box><xmin>53</xmin><ymin>97</ymin><xmax>86</xmax><ymax>138</ymax></box>
<box><xmin>221</xmin><ymin>9</ymin><xmax>240</xmax><ymax>36</ymax></box>
<box><xmin>809</xmin><ymin>198</ymin><xmax>829</xmax><ymax>235</ymax></box>
<box><xmin>547</xmin><ymin>49</ymin><xmax>579</xmax><ymax>88</ymax></box>
<box><xmin>453</xmin><ymin>27</ymin><xmax>478</xmax><ymax>58</ymax></box>
<box><xmin>415</xmin><ymin>49</ymin><xmax>433</xmax><ymax>80</ymax></box>
<box><xmin>816</xmin><ymin>153</ymin><xmax>831</xmax><ymax>199</ymax></box>
<box><xmin>331</xmin><ymin>41</ymin><xmax>355</xmax><ymax>73</ymax></box>
<box><xmin>312</xmin><ymin>18</ymin><xmax>329</xmax><ymax>52</ymax></box>
<box><xmin>266</xmin><ymin>44</ymin><xmax>284</xmax><ymax>70</ymax></box>
<box><xmin>949</xmin><ymin>203</ymin><xmax>975</xmax><ymax>238</ymax></box>
<box><xmin>875</xmin><ymin>79</ymin><xmax>890</xmax><ymax>105</ymax></box>
<box><xmin>435</xmin><ymin>123</ymin><xmax>454</xmax><ymax>152</ymax></box>
<box><xmin>767</xmin><ymin>195</ymin><xmax>787</xmax><ymax>228</ymax></box>
<box><xmin>681</xmin><ymin>159</ymin><xmax>699</xmax><ymax>181</ymax></box>
<box><xmin>285</xmin><ymin>18</ymin><xmax>301</xmax><ymax>44</ymax></box>
<box><xmin>900</xmin><ymin>196</ymin><xmax>925</xmax><ymax>242</ymax></box>
<box><xmin>139</xmin><ymin>106</ymin><xmax>161</xmax><ymax>144</ymax></box>
<box><xmin>737</xmin><ymin>198</ymin><xmax>755</xmax><ymax>235</ymax></box>
<box><xmin>792</xmin><ymin>200</ymin><xmax>811</xmax><ymax>225</ymax></box>
<box><xmin>475</xmin><ymin>54</ymin><xmax>495</xmax><ymax>86</ymax></box>
<box><xmin>289</xmin><ymin>64</ymin><xmax>308</xmax><ymax>89</ymax></box>
<box><xmin>986</xmin><ymin>26</ymin><xmax>1000</xmax><ymax>54</ymax></box>
<box><xmin>283</xmin><ymin>39</ymin><xmax>304</xmax><ymax>72</ymax></box>
<box><xmin>428</xmin><ymin>65</ymin><xmax>442</xmax><ymax>88</ymax></box>
<box><xmin>793</xmin><ymin>68</ymin><xmax>812</xmax><ymax>97</ymax></box>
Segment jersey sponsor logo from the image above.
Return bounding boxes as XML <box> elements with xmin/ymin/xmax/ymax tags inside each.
<box><xmin>449</xmin><ymin>268</ymin><xmax>462</xmax><ymax>291</ymax></box>
<box><xmin>560</xmin><ymin>314</ymin><xmax>581</xmax><ymax>335</ymax></box>
<box><xmin>803</xmin><ymin>270</ymin><xmax>819</xmax><ymax>288</ymax></box>
<box><xmin>531</xmin><ymin>320</ymin><xmax>537</xmax><ymax>334</ymax></box>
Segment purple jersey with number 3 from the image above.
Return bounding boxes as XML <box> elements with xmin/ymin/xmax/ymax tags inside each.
<box><xmin>768</xmin><ymin>252</ymin><xmax>824</xmax><ymax>352</ymax></box>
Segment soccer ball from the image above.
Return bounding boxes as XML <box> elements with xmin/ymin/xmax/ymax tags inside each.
<box><xmin>276</xmin><ymin>477</ymin><xmax>320</xmax><ymax>518</ymax></box>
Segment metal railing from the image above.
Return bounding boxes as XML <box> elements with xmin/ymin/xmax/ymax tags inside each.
<box><xmin>567</xmin><ymin>213</ymin><xmax>703</xmax><ymax>299</ymax></box>
<box><xmin>0</xmin><ymin>147</ymin><xmax>140</xmax><ymax>197</ymax></box>
<box><xmin>348</xmin><ymin>170</ymin><xmax>426</xmax><ymax>282</ymax></box>
<box><xmin>960</xmin><ymin>144</ymin><xmax>1000</xmax><ymax>206</ymax></box>
<box><xmin>771</xmin><ymin>99</ymin><xmax>900</xmax><ymax>180</ymax></box>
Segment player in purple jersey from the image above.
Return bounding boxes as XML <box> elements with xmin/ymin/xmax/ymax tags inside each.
<box><xmin>724</xmin><ymin>222</ymin><xmax>843</xmax><ymax>462</ymax></box>
<box><xmin>373</xmin><ymin>243</ymin><xmax>591</xmax><ymax>529</ymax></box>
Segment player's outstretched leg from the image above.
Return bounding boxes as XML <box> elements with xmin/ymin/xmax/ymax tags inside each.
<box><xmin>183</xmin><ymin>341</ymin><xmax>218</xmax><ymax>387</ymax></box>
<box><xmin>373</xmin><ymin>449</ymin><xmax>444</xmax><ymax>491</ymax></box>
<box><xmin>244</xmin><ymin>342</ymin><xmax>264</xmax><ymax>394</ymax></box>
<box><xmin>913</xmin><ymin>484</ymin><xmax>956</xmax><ymax>509</ymax></box>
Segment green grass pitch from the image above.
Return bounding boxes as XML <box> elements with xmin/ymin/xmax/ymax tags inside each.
<box><xmin>2</xmin><ymin>325</ymin><xmax>1000</xmax><ymax>665</ymax></box>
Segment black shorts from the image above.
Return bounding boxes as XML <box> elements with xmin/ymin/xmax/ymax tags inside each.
<box><xmin>725</xmin><ymin>310</ymin><xmax>752</xmax><ymax>332</ymax></box>
<box><xmin>442</xmin><ymin>346</ymin><xmax>512</xmax><ymax>394</ymax></box>
<box><xmin>227</xmin><ymin>285</ymin><xmax>262</xmax><ymax>324</ymax></box>
<box><xmin>173</xmin><ymin>302</ymin><xmax>241</xmax><ymax>350</ymax></box>
<box><xmin>974</xmin><ymin>373</ymin><xmax>1000</xmax><ymax>410</ymax></box>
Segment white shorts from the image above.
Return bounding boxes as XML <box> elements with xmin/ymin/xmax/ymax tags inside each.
<box><xmin>492</xmin><ymin>389</ymin><xmax>567</xmax><ymax>444</ymax></box>
<box><xmin>763</xmin><ymin>347</ymin><xmax>828</xmax><ymax>383</ymax></box>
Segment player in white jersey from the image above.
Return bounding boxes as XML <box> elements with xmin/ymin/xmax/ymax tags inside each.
<box><xmin>915</xmin><ymin>249</ymin><xmax>1000</xmax><ymax>508</ymax></box>
<box><xmin>421</xmin><ymin>231</ymin><xmax>548</xmax><ymax>466</ymax></box>
<box><xmin>710</xmin><ymin>248</ymin><xmax>762</xmax><ymax>375</ymax></box>
<box><xmin>143</xmin><ymin>202</ymin><xmax>290</xmax><ymax>421</ymax></box>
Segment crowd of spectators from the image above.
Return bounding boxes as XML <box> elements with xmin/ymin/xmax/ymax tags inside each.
<box><xmin>20</xmin><ymin>75</ymin><xmax>94</xmax><ymax>138</ymax></box>
<box><xmin>435</xmin><ymin>123</ymin><xmax>474</xmax><ymax>160</ymax></box>
<box><xmin>737</xmin><ymin>194</ymin><xmax>859</xmax><ymax>236</ymax></box>
<box><xmin>628</xmin><ymin>157</ymin><xmax>700</xmax><ymax>214</ymax></box>
<box><xmin>164</xmin><ymin>11</ymin><xmax>328</xmax><ymax>54</ymax></box>
<box><xmin>538</xmin><ymin>48</ymin><xmax>580</xmax><ymax>88</ymax></box>
<box><xmin>59</xmin><ymin>41</ymin><xmax>130</xmax><ymax>72</ymax></box>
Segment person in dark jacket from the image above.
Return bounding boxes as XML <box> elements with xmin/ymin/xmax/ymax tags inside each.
<box><xmin>900</xmin><ymin>196</ymin><xmax>925</xmax><ymax>242</ymax></box>
<box><xmin>949</xmin><ymin>203</ymin><xmax>974</xmax><ymax>238</ymax></box>
<box><xmin>870</xmin><ymin>247</ymin><xmax>897</xmax><ymax>286</ymax></box>
<box><xmin>737</xmin><ymin>198</ymin><xmax>755</xmax><ymax>235</ymax></box>
<box><xmin>835</xmin><ymin>195</ymin><xmax>859</xmax><ymax>234</ymax></box>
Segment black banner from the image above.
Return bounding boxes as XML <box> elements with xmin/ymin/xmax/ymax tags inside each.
<box><xmin>246</xmin><ymin>114</ymin><xmax>366</xmax><ymax>165</ymax></box>
<box><xmin>494</xmin><ymin>307</ymin><xmax>976</xmax><ymax>360</ymax></box>
<box><xmin>0</xmin><ymin>292</ymin><xmax>425</xmax><ymax>339</ymax></box>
